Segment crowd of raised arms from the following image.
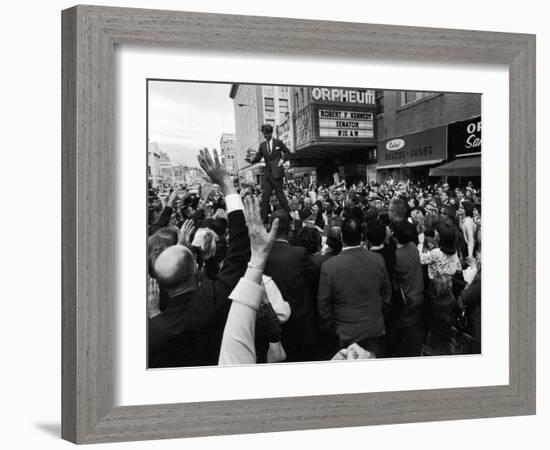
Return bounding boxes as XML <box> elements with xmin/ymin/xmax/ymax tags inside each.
<box><xmin>147</xmin><ymin>148</ymin><xmax>481</xmax><ymax>367</ymax></box>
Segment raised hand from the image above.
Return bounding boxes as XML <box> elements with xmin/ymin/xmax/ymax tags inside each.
<box><xmin>197</xmin><ymin>148</ymin><xmax>234</xmax><ymax>194</ymax></box>
<box><xmin>243</xmin><ymin>195</ymin><xmax>279</xmax><ymax>268</ymax></box>
<box><xmin>165</xmin><ymin>188</ymin><xmax>179</xmax><ymax>208</ymax></box>
<box><xmin>178</xmin><ymin>219</ymin><xmax>195</xmax><ymax>247</ymax></box>
<box><xmin>147</xmin><ymin>276</ymin><xmax>161</xmax><ymax>319</ymax></box>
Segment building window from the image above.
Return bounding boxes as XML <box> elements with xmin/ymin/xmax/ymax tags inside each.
<box><xmin>375</xmin><ymin>92</ymin><xmax>384</xmax><ymax>114</ymax></box>
<box><xmin>279</xmin><ymin>98</ymin><xmax>289</xmax><ymax>122</ymax></box>
<box><xmin>279</xmin><ymin>86</ymin><xmax>289</xmax><ymax>96</ymax></box>
<box><xmin>399</xmin><ymin>91</ymin><xmax>435</xmax><ymax>106</ymax></box>
<box><xmin>295</xmin><ymin>92</ymin><xmax>300</xmax><ymax>110</ymax></box>
<box><xmin>264</xmin><ymin>97</ymin><xmax>275</xmax><ymax>112</ymax></box>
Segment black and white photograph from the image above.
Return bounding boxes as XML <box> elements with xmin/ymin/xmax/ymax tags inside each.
<box><xmin>146</xmin><ymin>80</ymin><xmax>482</xmax><ymax>368</ymax></box>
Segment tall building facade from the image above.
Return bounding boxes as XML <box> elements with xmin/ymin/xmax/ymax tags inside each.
<box><xmin>147</xmin><ymin>141</ymin><xmax>162</xmax><ymax>188</ymax></box>
<box><xmin>376</xmin><ymin>91</ymin><xmax>481</xmax><ymax>185</ymax></box>
<box><xmin>230</xmin><ymin>84</ymin><xmax>291</xmax><ymax>184</ymax></box>
<box><xmin>219</xmin><ymin>133</ymin><xmax>237</xmax><ymax>176</ymax></box>
<box><xmin>289</xmin><ymin>86</ymin><xmax>378</xmax><ymax>185</ymax></box>
<box><xmin>158</xmin><ymin>150</ymin><xmax>173</xmax><ymax>185</ymax></box>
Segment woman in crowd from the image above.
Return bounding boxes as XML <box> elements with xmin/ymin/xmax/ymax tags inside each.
<box><xmin>459</xmin><ymin>200</ymin><xmax>477</xmax><ymax>263</ymax></box>
<box><xmin>417</xmin><ymin>219</ymin><xmax>462</xmax><ymax>280</ymax></box>
<box><xmin>305</xmin><ymin>200</ymin><xmax>326</xmax><ymax>233</ymax></box>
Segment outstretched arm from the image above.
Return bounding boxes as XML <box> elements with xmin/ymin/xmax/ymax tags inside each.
<box><xmin>248</xmin><ymin>146</ymin><xmax>263</xmax><ymax>164</ymax></box>
<box><xmin>219</xmin><ymin>197</ymin><xmax>280</xmax><ymax>365</ymax></box>
<box><xmin>197</xmin><ymin>148</ymin><xmax>249</xmax><ymax>309</ymax></box>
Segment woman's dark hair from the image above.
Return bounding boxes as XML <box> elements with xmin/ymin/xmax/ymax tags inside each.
<box><xmin>424</xmin><ymin>214</ymin><xmax>440</xmax><ymax>238</ymax></box>
<box><xmin>437</xmin><ymin>219</ymin><xmax>457</xmax><ymax>255</ymax></box>
<box><xmin>462</xmin><ymin>201</ymin><xmax>475</xmax><ymax>218</ymax></box>
<box><xmin>298</xmin><ymin>226</ymin><xmax>321</xmax><ymax>255</ymax></box>
<box><xmin>308</xmin><ymin>200</ymin><xmax>325</xmax><ymax>230</ymax></box>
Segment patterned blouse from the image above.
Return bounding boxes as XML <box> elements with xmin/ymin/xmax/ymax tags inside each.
<box><xmin>419</xmin><ymin>247</ymin><xmax>462</xmax><ymax>280</ymax></box>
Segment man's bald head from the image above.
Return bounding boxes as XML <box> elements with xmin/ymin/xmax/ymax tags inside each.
<box><xmin>154</xmin><ymin>245</ymin><xmax>197</xmax><ymax>289</ymax></box>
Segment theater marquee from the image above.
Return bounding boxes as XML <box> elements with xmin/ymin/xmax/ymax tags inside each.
<box><xmin>318</xmin><ymin>109</ymin><xmax>374</xmax><ymax>138</ymax></box>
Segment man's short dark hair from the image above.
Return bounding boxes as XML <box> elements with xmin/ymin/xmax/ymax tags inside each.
<box><xmin>269</xmin><ymin>210</ymin><xmax>291</xmax><ymax>237</ymax></box>
<box><xmin>393</xmin><ymin>220</ymin><xmax>417</xmax><ymax>245</ymax></box>
<box><xmin>341</xmin><ymin>217</ymin><xmax>362</xmax><ymax>247</ymax></box>
<box><xmin>389</xmin><ymin>198</ymin><xmax>408</xmax><ymax>221</ymax></box>
<box><xmin>366</xmin><ymin>219</ymin><xmax>386</xmax><ymax>247</ymax></box>
<box><xmin>298</xmin><ymin>226</ymin><xmax>321</xmax><ymax>255</ymax></box>
<box><xmin>326</xmin><ymin>226</ymin><xmax>343</xmax><ymax>253</ymax></box>
<box><xmin>261</xmin><ymin>124</ymin><xmax>273</xmax><ymax>133</ymax></box>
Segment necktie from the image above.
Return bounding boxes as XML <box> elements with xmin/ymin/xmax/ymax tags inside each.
<box><xmin>267</xmin><ymin>140</ymin><xmax>271</xmax><ymax>155</ymax></box>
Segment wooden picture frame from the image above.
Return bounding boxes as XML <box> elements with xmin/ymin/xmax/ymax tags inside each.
<box><xmin>62</xmin><ymin>5</ymin><xmax>536</xmax><ymax>444</ymax></box>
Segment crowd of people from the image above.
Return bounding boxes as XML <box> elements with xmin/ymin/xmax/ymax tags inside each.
<box><xmin>147</xmin><ymin>148</ymin><xmax>482</xmax><ymax>367</ymax></box>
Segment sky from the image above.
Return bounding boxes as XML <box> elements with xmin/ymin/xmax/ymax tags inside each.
<box><xmin>148</xmin><ymin>80</ymin><xmax>235</xmax><ymax>166</ymax></box>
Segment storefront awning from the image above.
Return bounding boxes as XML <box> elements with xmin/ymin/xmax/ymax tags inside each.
<box><xmin>429</xmin><ymin>156</ymin><xmax>481</xmax><ymax>177</ymax></box>
<box><xmin>377</xmin><ymin>159</ymin><xmax>444</xmax><ymax>170</ymax></box>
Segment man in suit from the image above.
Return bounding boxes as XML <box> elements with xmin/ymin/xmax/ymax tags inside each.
<box><xmin>317</xmin><ymin>217</ymin><xmax>392</xmax><ymax>357</ymax></box>
<box><xmin>388</xmin><ymin>220</ymin><xmax>425</xmax><ymax>357</ymax></box>
<box><xmin>246</xmin><ymin>123</ymin><xmax>291</xmax><ymax>223</ymax></box>
<box><xmin>263</xmin><ymin>210</ymin><xmax>325</xmax><ymax>362</ymax></box>
<box><xmin>148</xmin><ymin>148</ymin><xmax>250</xmax><ymax>367</ymax></box>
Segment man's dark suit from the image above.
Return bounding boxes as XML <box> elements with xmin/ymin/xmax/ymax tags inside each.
<box><xmin>148</xmin><ymin>209</ymin><xmax>250</xmax><ymax>367</ymax></box>
<box><xmin>387</xmin><ymin>242</ymin><xmax>425</xmax><ymax>357</ymax></box>
<box><xmin>317</xmin><ymin>247</ymin><xmax>392</xmax><ymax>349</ymax></box>
<box><xmin>264</xmin><ymin>240</ymin><xmax>321</xmax><ymax>362</ymax></box>
<box><xmin>249</xmin><ymin>138</ymin><xmax>291</xmax><ymax>222</ymax></box>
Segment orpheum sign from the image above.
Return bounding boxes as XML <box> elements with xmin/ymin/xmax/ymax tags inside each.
<box><xmin>311</xmin><ymin>88</ymin><xmax>375</xmax><ymax>104</ymax></box>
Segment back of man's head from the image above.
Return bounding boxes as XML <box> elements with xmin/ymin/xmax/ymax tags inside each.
<box><xmin>341</xmin><ymin>217</ymin><xmax>362</xmax><ymax>247</ymax></box>
<box><xmin>366</xmin><ymin>219</ymin><xmax>386</xmax><ymax>247</ymax></box>
<box><xmin>269</xmin><ymin>210</ymin><xmax>291</xmax><ymax>237</ymax></box>
<box><xmin>154</xmin><ymin>245</ymin><xmax>197</xmax><ymax>291</ymax></box>
<box><xmin>326</xmin><ymin>226</ymin><xmax>343</xmax><ymax>253</ymax></box>
<box><xmin>393</xmin><ymin>220</ymin><xmax>417</xmax><ymax>245</ymax></box>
